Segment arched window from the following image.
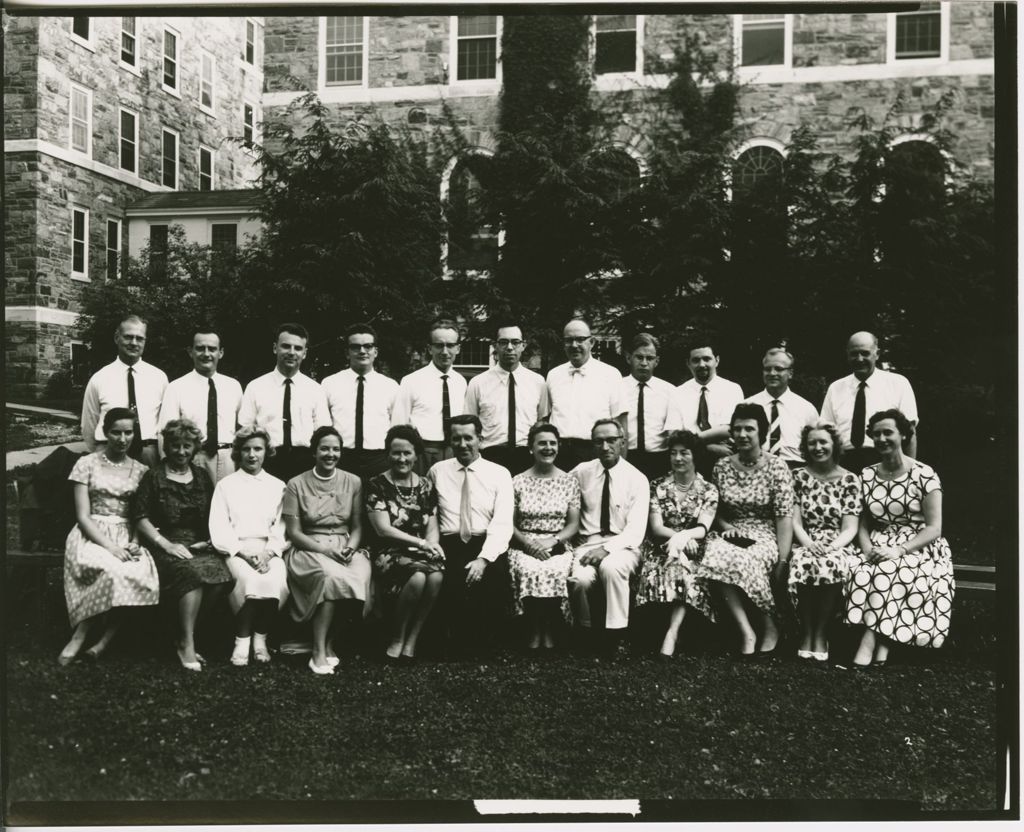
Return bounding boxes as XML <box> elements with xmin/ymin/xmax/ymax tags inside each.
<box><xmin>441</xmin><ymin>150</ymin><xmax>499</xmax><ymax>278</ymax></box>
<box><xmin>730</xmin><ymin>141</ymin><xmax>787</xmax><ymax>261</ymax></box>
<box><xmin>732</xmin><ymin>143</ymin><xmax>785</xmax><ymax>202</ymax></box>
<box><xmin>588</xmin><ymin>146</ymin><xmax>645</xmax><ymax>205</ymax></box>
<box><xmin>886</xmin><ymin>138</ymin><xmax>946</xmax><ymax>210</ymax></box>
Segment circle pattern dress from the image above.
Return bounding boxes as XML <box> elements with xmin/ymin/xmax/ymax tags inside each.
<box><xmin>637</xmin><ymin>473</ymin><xmax>718</xmax><ymax>619</ymax></box>
<box><xmin>786</xmin><ymin>467</ymin><xmax>862</xmax><ymax>610</ymax></box>
<box><xmin>845</xmin><ymin>462</ymin><xmax>954</xmax><ymax>648</ymax></box>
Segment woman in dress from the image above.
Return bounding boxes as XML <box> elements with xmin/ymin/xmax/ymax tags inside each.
<box><xmin>283</xmin><ymin>426</ymin><xmax>371</xmax><ymax>675</ymax></box>
<box><xmin>366</xmin><ymin>424</ymin><xmax>445</xmax><ymax>662</ymax></box>
<box><xmin>135</xmin><ymin>419</ymin><xmax>234</xmax><ymax>671</ymax></box>
<box><xmin>845</xmin><ymin>409</ymin><xmax>954</xmax><ymax>668</ymax></box>
<box><xmin>637</xmin><ymin>430</ymin><xmax>718</xmax><ymax>659</ymax></box>
<box><xmin>697</xmin><ymin>403</ymin><xmax>794</xmax><ymax>659</ymax></box>
<box><xmin>787</xmin><ymin>422</ymin><xmax>861</xmax><ymax>664</ymax></box>
<box><xmin>209</xmin><ymin>426</ymin><xmax>289</xmax><ymax>667</ymax></box>
<box><xmin>59</xmin><ymin>407</ymin><xmax>160</xmax><ymax>664</ymax></box>
<box><xmin>507</xmin><ymin>423</ymin><xmax>581</xmax><ymax>651</ymax></box>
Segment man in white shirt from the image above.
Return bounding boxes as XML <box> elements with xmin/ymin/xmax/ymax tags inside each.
<box><xmin>237</xmin><ymin>323</ymin><xmax>330</xmax><ymax>483</ymax></box>
<box><xmin>322</xmin><ymin>323</ymin><xmax>399</xmax><ymax>482</ymax></box>
<box><xmin>81</xmin><ymin>315</ymin><xmax>168</xmax><ymax>467</ymax></box>
<box><xmin>821</xmin><ymin>331</ymin><xmax>919</xmax><ymax>471</ymax></box>
<box><xmin>619</xmin><ymin>333</ymin><xmax>681</xmax><ymax>480</ymax></box>
<box><xmin>674</xmin><ymin>343</ymin><xmax>745</xmax><ymax>478</ymax></box>
<box><xmin>568</xmin><ymin>418</ymin><xmax>649</xmax><ymax>657</ymax></box>
<box><xmin>428</xmin><ymin>414</ymin><xmax>514</xmax><ymax>654</ymax></box>
<box><xmin>464</xmin><ymin>322</ymin><xmax>549</xmax><ymax>475</ymax></box>
<box><xmin>546</xmin><ymin>318</ymin><xmax>626</xmax><ymax>471</ymax></box>
<box><xmin>159</xmin><ymin>329</ymin><xmax>243</xmax><ymax>483</ymax></box>
<box><xmin>393</xmin><ymin>320</ymin><xmax>468</xmax><ymax>474</ymax></box>
<box><xmin>745</xmin><ymin>347</ymin><xmax>818</xmax><ymax>470</ymax></box>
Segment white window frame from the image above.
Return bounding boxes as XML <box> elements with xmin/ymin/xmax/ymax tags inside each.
<box><xmin>591</xmin><ymin>14</ymin><xmax>645</xmax><ymax>80</ymax></box>
<box><xmin>209</xmin><ymin>221</ymin><xmax>239</xmax><ymax>250</ymax></box>
<box><xmin>106</xmin><ymin>218</ymin><xmax>122</xmax><ymax>281</ymax></box>
<box><xmin>198</xmin><ymin>145</ymin><xmax>215</xmax><ymax>191</ymax></box>
<box><xmin>118</xmin><ymin>107</ymin><xmax>138</xmax><ymax>174</ymax></box>
<box><xmin>887</xmin><ymin>2</ymin><xmax>950</xmax><ymax>65</ymax></box>
<box><xmin>69</xmin><ymin>16</ymin><xmax>94</xmax><ymax>51</ymax></box>
<box><xmin>244</xmin><ymin>18</ymin><xmax>263</xmax><ymax>66</ymax></box>
<box><xmin>162</xmin><ymin>25</ymin><xmax>181</xmax><ymax>97</ymax></box>
<box><xmin>161</xmin><ymin>127</ymin><xmax>179</xmax><ymax>190</ymax></box>
<box><xmin>243</xmin><ymin>101</ymin><xmax>257</xmax><ymax>147</ymax></box>
<box><xmin>119</xmin><ymin>16</ymin><xmax>141</xmax><ymax>75</ymax></box>
<box><xmin>199</xmin><ymin>50</ymin><xmax>217</xmax><ymax>115</ymax></box>
<box><xmin>69</xmin><ymin>84</ymin><xmax>92</xmax><ymax>156</ymax></box>
<box><xmin>318</xmin><ymin>16</ymin><xmax>370</xmax><ymax>90</ymax></box>
<box><xmin>734</xmin><ymin>13</ymin><xmax>793</xmax><ymax>71</ymax></box>
<box><xmin>71</xmin><ymin>207</ymin><xmax>89</xmax><ymax>281</ymax></box>
<box><xmin>449</xmin><ymin>15</ymin><xmax>503</xmax><ymax>88</ymax></box>
<box><xmin>726</xmin><ymin>137</ymin><xmax>788</xmax><ymax>203</ymax></box>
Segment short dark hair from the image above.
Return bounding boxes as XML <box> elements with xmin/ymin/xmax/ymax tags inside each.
<box><xmin>527</xmin><ymin>422</ymin><xmax>560</xmax><ymax>447</ymax></box>
<box><xmin>665</xmin><ymin>429</ymin><xmax>700</xmax><ymax>453</ymax></box>
<box><xmin>494</xmin><ymin>322</ymin><xmax>524</xmax><ymax>339</ymax></box>
<box><xmin>628</xmin><ymin>332</ymin><xmax>660</xmax><ymax>353</ymax></box>
<box><xmin>276</xmin><ymin>322</ymin><xmax>309</xmax><ymax>342</ymax></box>
<box><xmin>449</xmin><ymin>413</ymin><xmax>482</xmax><ymax>437</ymax></box>
<box><xmin>161</xmin><ymin>418</ymin><xmax>203</xmax><ymax>450</ymax></box>
<box><xmin>429</xmin><ymin>319</ymin><xmax>460</xmax><ymax>342</ymax></box>
<box><xmin>868</xmin><ymin>408</ymin><xmax>915</xmax><ymax>441</ymax></box>
<box><xmin>799</xmin><ymin>422</ymin><xmax>844</xmax><ymax>463</ymax></box>
<box><xmin>345</xmin><ymin>322</ymin><xmax>378</xmax><ymax>343</ymax></box>
<box><xmin>590</xmin><ymin>418</ymin><xmax>623</xmax><ymax>439</ymax></box>
<box><xmin>385</xmin><ymin>424</ymin><xmax>425</xmax><ymax>458</ymax></box>
<box><xmin>102</xmin><ymin>407</ymin><xmax>136</xmax><ymax>434</ymax></box>
<box><xmin>688</xmin><ymin>342</ymin><xmax>719</xmax><ymax>358</ymax></box>
<box><xmin>192</xmin><ymin>329</ymin><xmax>222</xmax><ymax>347</ymax></box>
<box><xmin>309</xmin><ymin>425</ymin><xmax>343</xmax><ymax>452</ymax></box>
<box><xmin>730</xmin><ymin>402</ymin><xmax>770</xmax><ymax>445</ymax></box>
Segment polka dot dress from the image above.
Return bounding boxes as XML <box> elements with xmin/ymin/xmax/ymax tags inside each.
<box><xmin>844</xmin><ymin>462</ymin><xmax>954</xmax><ymax>648</ymax></box>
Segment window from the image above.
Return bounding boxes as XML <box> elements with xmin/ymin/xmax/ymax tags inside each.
<box><xmin>106</xmin><ymin>219</ymin><xmax>121</xmax><ymax>280</ymax></box>
<box><xmin>120</xmin><ymin>17</ymin><xmax>137</xmax><ymax>67</ymax></box>
<box><xmin>732</xmin><ymin>145</ymin><xmax>785</xmax><ymax>198</ymax></box>
<box><xmin>893</xmin><ymin>2</ymin><xmax>942</xmax><ymax>59</ymax></box>
<box><xmin>453</xmin><ymin>338</ymin><xmax>494</xmax><ymax>373</ymax></box>
<box><xmin>243</xmin><ymin>103</ymin><xmax>255</xmax><ymax>146</ymax></box>
<box><xmin>594</xmin><ymin>15</ymin><xmax>639</xmax><ymax>75</ymax></box>
<box><xmin>70</xmin><ymin>341</ymin><xmax>92</xmax><ymax>388</ymax></box>
<box><xmin>731</xmin><ymin>143</ymin><xmax>787</xmax><ymax>261</ymax></box>
<box><xmin>149</xmin><ymin>224</ymin><xmax>169</xmax><ymax>281</ymax></box>
<box><xmin>200</xmin><ymin>51</ymin><xmax>216</xmax><ymax>114</ymax></box>
<box><xmin>245</xmin><ymin>19</ymin><xmax>262</xmax><ymax>65</ymax></box>
<box><xmin>161</xmin><ymin>128</ymin><xmax>178</xmax><ymax>189</ymax></box>
<box><xmin>739</xmin><ymin>13</ymin><xmax>788</xmax><ymax>67</ymax></box>
<box><xmin>118</xmin><ymin>108</ymin><xmax>137</xmax><ymax>173</ymax></box>
<box><xmin>163</xmin><ymin>27</ymin><xmax>179</xmax><ymax>93</ymax></box>
<box><xmin>324</xmin><ymin>17</ymin><xmax>365</xmax><ymax>86</ymax></box>
<box><xmin>70</xmin><ymin>16</ymin><xmax>90</xmax><ymax>44</ymax></box>
<box><xmin>199</xmin><ymin>146</ymin><xmax>214</xmax><ymax>191</ymax></box>
<box><xmin>69</xmin><ymin>85</ymin><xmax>91</xmax><ymax>155</ymax></box>
<box><xmin>588</xmin><ymin>147</ymin><xmax>643</xmax><ymax>203</ymax></box>
<box><xmin>455</xmin><ymin>16</ymin><xmax>498</xmax><ymax>81</ymax></box>
<box><xmin>71</xmin><ymin>208</ymin><xmax>89</xmax><ymax>279</ymax></box>
<box><xmin>443</xmin><ymin>153</ymin><xmax>499</xmax><ymax>275</ymax></box>
<box><xmin>211</xmin><ymin>223</ymin><xmax>238</xmax><ymax>253</ymax></box>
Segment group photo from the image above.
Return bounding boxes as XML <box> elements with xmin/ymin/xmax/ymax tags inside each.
<box><xmin>3</xmin><ymin>5</ymin><xmax>1013</xmax><ymax>825</ymax></box>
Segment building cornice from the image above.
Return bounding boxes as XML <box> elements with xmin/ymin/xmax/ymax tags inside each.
<box><xmin>3</xmin><ymin>139</ymin><xmax>169</xmax><ymax>193</ymax></box>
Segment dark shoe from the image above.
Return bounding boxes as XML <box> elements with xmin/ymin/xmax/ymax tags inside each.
<box><xmin>732</xmin><ymin>651</ymin><xmax>759</xmax><ymax>663</ymax></box>
<box><xmin>754</xmin><ymin>647</ymin><xmax>780</xmax><ymax>662</ymax></box>
<box><xmin>870</xmin><ymin>659</ymin><xmax>888</xmax><ymax>669</ymax></box>
<box><xmin>835</xmin><ymin>662</ymin><xmax>872</xmax><ymax>672</ymax></box>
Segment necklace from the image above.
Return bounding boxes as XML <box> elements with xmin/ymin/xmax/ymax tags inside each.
<box><xmin>102</xmin><ymin>453</ymin><xmax>128</xmax><ymax>468</ymax></box>
<box><xmin>313</xmin><ymin>468</ymin><xmax>338</xmax><ymax>482</ymax></box>
<box><xmin>672</xmin><ymin>477</ymin><xmax>695</xmax><ymax>491</ymax></box>
<box><xmin>737</xmin><ymin>454</ymin><xmax>761</xmax><ymax>469</ymax></box>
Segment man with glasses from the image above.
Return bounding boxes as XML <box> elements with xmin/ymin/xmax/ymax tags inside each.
<box><xmin>546</xmin><ymin>318</ymin><xmax>626</xmax><ymax>471</ymax></box>
<box><xmin>464</xmin><ymin>323</ymin><xmax>549</xmax><ymax>474</ymax></box>
<box><xmin>322</xmin><ymin>323</ymin><xmax>399</xmax><ymax>482</ymax></box>
<box><xmin>394</xmin><ymin>320</ymin><xmax>468</xmax><ymax>473</ymax></box>
<box><xmin>745</xmin><ymin>347</ymin><xmax>818</xmax><ymax>470</ymax></box>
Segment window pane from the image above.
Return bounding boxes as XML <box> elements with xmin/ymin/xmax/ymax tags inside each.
<box><xmin>325</xmin><ymin>17</ymin><xmax>363</xmax><ymax>85</ymax></box>
<box><xmin>106</xmin><ymin>221</ymin><xmax>119</xmax><ymax>280</ymax></box>
<box><xmin>199</xmin><ymin>149</ymin><xmax>212</xmax><ymax>191</ymax></box>
<box><xmin>457</xmin><ymin>38</ymin><xmax>497</xmax><ymax>80</ymax></box>
<box><xmin>246</xmin><ymin>20</ymin><xmax>256</xmax><ymax>63</ymax></box>
<box><xmin>163</xmin><ymin>31</ymin><xmax>177</xmax><ymax>87</ymax></box>
<box><xmin>458</xmin><ymin>15</ymin><xmax>496</xmax><ymax>37</ymax></box>
<box><xmin>211</xmin><ymin>224</ymin><xmax>238</xmax><ymax>252</ymax></box>
<box><xmin>742</xmin><ymin>25</ymin><xmax>785</xmax><ymax>66</ymax></box>
<box><xmin>733</xmin><ymin>146</ymin><xmax>785</xmax><ymax>197</ymax></box>
<box><xmin>150</xmin><ymin>225</ymin><xmax>168</xmax><ymax>281</ymax></box>
<box><xmin>162</xmin><ymin>132</ymin><xmax>177</xmax><ymax>188</ymax></box>
<box><xmin>895</xmin><ymin>11</ymin><xmax>941</xmax><ymax>58</ymax></box>
<box><xmin>201</xmin><ymin>55</ymin><xmax>214</xmax><ymax>108</ymax></box>
<box><xmin>72</xmin><ymin>212</ymin><xmax>86</xmax><ymax>273</ymax></box>
<box><xmin>71</xmin><ymin>89</ymin><xmax>89</xmax><ymax>153</ymax></box>
<box><xmin>326</xmin><ymin>16</ymin><xmax>362</xmax><ymax>44</ymax></box>
<box><xmin>121</xmin><ymin>17</ymin><xmax>136</xmax><ymax>64</ymax></box>
<box><xmin>119</xmin><ymin>111</ymin><xmax>135</xmax><ymax>172</ymax></box>
<box><xmin>71</xmin><ymin>343</ymin><xmax>91</xmax><ymax>387</ymax></box>
<box><xmin>72</xmin><ymin>16</ymin><xmax>89</xmax><ymax>39</ymax></box>
<box><xmin>243</xmin><ymin>104</ymin><xmax>254</xmax><ymax>143</ymax></box>
<box><xmin>743</xmin><ymin>13</ymin><xmax>785</xmax><ymax>23</ymax></box>
<box><xmin>595</xmin><ymin>30</ymin><xmax>636</xmax><ymax>74</ymax></box>
<box><xmin>595</xmin><ymin>14</ymin><xmax>635</xmax><ymax>32</ymax></box>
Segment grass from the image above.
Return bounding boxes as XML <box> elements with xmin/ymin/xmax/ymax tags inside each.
<box><xmin>5</xmin><ymin>410</ymin><xmax>81</xmax><ymax>452</ymax></box>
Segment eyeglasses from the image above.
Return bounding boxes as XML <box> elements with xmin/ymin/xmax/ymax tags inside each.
<box><xmin>496</xmin><ymin>339</ymin><xmax>523</xmax><ymax>348</ymax></box>
<box><xmin>348</xmin><ymin>343</ymin><xmax>376</xmax><ymax>352</ymax></box>
<box><xmin>430</xmin><ymin>342</ymin><xmax>460</xmax><ymax>350</ymax></box>
<box><xmin>563</xmin><ymin>337</ymin><xmax>591</xmax><ymax>345</ymax></box>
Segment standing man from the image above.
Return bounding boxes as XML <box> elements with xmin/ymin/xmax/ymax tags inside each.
<box><xmin>619</xmin><ymin>333</ymin><xmax>681</xmax><ymax>480</ymax></box>
<box><xmin>745</xmin><ymin>347</ymin><xmax>818</xmax><ymax>470</ymax></box>
<box><xmin>158</xmin><ymin>329</ymin><xmax>243</xmax><ymax>483</ymax></box>
<box><xmin>545</xmin><ymin>318</ymin><xmax>626</xmax><ymax>471</ymax></box>
<box><xmin>673</xmin><ymin>342</ymin><xmax>745</xmax><ymax>478</ymax></box>
<box><xmin>428</xmin><ymin>414</ymin><xmax>514</xmax><ymax>654</ymax></box>
<box><xmin>568</xmin><ymin>418</ymin><xmax>649</xmax><ymax>657</ymax></box>
<box><xmin>464</xmin><ymin>322</ymin><xmax>549</xmax><ymax>475</ymax></box>
<box><xmin>393</xmin><ymin>320</ymin><xmax>467</xmax><ymax>474</ymax></box>
<box><xmin>322</xmin><ymin>323</ymin><xmax>399</xmax><ymax>482</ymax></box>
<box><xmin>821</xmin><ymin>331</ymin><xmax>918</xmax><ymax>470</ymax></box>
<box><xmin>237</xmin><ymin>323</ymin><xmax>330</xmax><ymax>482</ymax></box>
<box><xmin>81</xmin><ymin>315</ymin><xmax>167</xmax><ymax>467</ymax></box>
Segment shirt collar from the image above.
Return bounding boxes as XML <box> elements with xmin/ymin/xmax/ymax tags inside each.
<box><xmin>429</xmin><ymin>362</ymin><xmax>453</xmax><ymax>379</ymax></box>
<box><xmin>114</xmin><ymin>357</ymin><xmax>143</xmax><ymax>371</ymax></box>
<box><xmin>273</xmin><ymin>368</ymin><xmax>301</xmax><ymax>384</ymax></box>
<box><xmin>191</xmin><ymin>369</ymin><xmax>218</xmax><ymax>382</ymax></box>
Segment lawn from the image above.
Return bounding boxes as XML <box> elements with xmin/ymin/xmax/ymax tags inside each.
<box><xmin>5</xmin><ymin>409</ymin><xmax>81</xmax><ymax>452</ymax></box>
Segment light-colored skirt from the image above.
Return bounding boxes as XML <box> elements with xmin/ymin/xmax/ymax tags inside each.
<box><xmin>286</xmin><ymin>532</ymin><xmax>371</xmax><ymax>622</ymax></box>
<box><xmin>787</xmin><ymin>528</ymin><xmax>861</xmax><ymax>611</ymax></box>
<box><xmin>225</xmin><ymin>537</ymin><xmax>289</xmax><ymax>614</ymax></box>
<box><xmin>697</xmin><ymin>520</ymin><xmax>779</xmax><ymax>615</ymax></box>
<box><xmin>508</xmin><ymin>546</ymin><xmax>575</xmax><ymax>621</ymax></box>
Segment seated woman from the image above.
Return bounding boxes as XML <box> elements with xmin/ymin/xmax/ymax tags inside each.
<box><xmin>637</xmin><ymin>430</ymin><xmax>718</xmax><ymax>659</ymax></box>
<box><xmin>366</xmin><ymin>425</ymin><xmax>445</xmax><ymax>662</ymax></box>
<box><xmin>697</xmin><ymin>403</ymin><xmax>794</xmax><ymax>659</ymax></box>
<box><xmin>845</xmin><ymin>409</ymin><xmax>954</xmax><ymax>668</ymax></box>
<box><xmin>59</xmin><ymin>407</ymin><xmax>160</xmax><ymax>665</ymax></box>
<box><xmin>787</xmin><ymin>422</ymin><xmax>861</xmax><ymax>664</ymax></box>
<box><xmin>209</xmin><ymin>426</ymin><xmax>289</xmax><ymax>666</ymax></box>
<box><xmin>135</xmin><ymin>419</ymin><xmax>234</xmax><ymax>671</ymax></box>
<box><xmin>283</xmin><ymin>426</ymin><xmax>371</xmax><ymax>675</ymax></box>
<box><xmin>507</xmin><ymin>423</ymin><xmax>581</xmax><ymax>651</ymax></box>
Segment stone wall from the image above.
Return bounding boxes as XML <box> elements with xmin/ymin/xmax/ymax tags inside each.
<box><xmin>264</xmin><ymin>16</ymin><xmax>318</xmax><ymax>92</ymax></box>
<box><xmin>3</xmin><ymin>15</ymin><xmax>40</xmax><ymax>140</ymax></box>
<box><xmin>6</xmin><ymin>320</ymin><xmax>81</xmax><ymax>400</ymax></box>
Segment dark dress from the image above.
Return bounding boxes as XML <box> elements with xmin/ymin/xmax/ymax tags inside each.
<box><xmin>134</xmin><ymin>462</ymin><xmax>233</xmax><ymax>600</ymax></box>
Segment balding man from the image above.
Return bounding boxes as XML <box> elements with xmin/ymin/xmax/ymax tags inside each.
<box><xmin>745</xmin><ymin>347</ymin><xmax>818</xmax><ymax>470</ymax></box>
<box><xmin>821</xmin><ymin>331</ymin><xmax>918</xmax><ymax>471</ymax></box>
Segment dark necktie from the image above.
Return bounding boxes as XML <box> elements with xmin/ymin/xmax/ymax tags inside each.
<box><xmin>355</xmin><ymin>374</ymin><xmax>365</xmax><ymax>450</ymax></box>
<box><xmin>636</xmin><ymin>382</ymin><xmax>646</xmax><ymax>452</ymax></box>
<box><xmin>204</xmin><ymin>377</ymin><xmax>218</xmax><ymax>457</ymax></box>
<box><xmin>850</xmin><ymin>380</ymin><xmax>867</xmax><ymax>449</ymax></box>
<box><xmin>441</xmin><ymin>374</ymin><xmax>451</xmax><ymax>441</ymax></box>
<box><xmin>697</xmin><ymin>386</ymin><xmax>711</xmax><ymax>432</ymax></box>
<box><xmin>126</xmin><ymin>366</ymin><xmax>142</xmax><ymax>458</ymax></box>
<box><xmin>600</xmin><ymin>468</ymin><xmax>612</xmax><ymax>536</ymax></box>
<box><xmin>282</xmin><ymin>378</ymin><xmax>293</xmax><ymax>449</ymax></box>
<box><xmin>506</xmin><ymin>373</ymin><xmax>517</xmax><ymax>449</ymax></box>
<box><xmin>769</xmin><ymin>398</ymin><xmax>781</xmax><ymax>452</ymax></box>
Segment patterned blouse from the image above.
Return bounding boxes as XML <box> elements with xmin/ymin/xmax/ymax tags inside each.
<box><xmin>792</xmin><ymin>468</ymin><xmax>861</xmax><ymax>536</ymax></box>
<box><xmin>68</xmin><ymin>453</ymin><xmax>147</xmax><ymax>519</ymax></box>
<box><xmin>649</xmin><ymin>473</ymin><xmax>718</xmax><ymax>532</ymax></box>
<box><xmin>862</xmin><ymin>462</ymin><xmax>942</xmax><ymax>531</ymax></box>
<box><xmin>713</xmin><ymin>454</ymin><xmax>795</xmax><ymax>524</ymax></box>
<box><xmin>134</xmin><ymin>462</ymin><xmax>215</xmax><ymax>546</ymax></box>
<box><xmin>512</xmin><ymin>472</ymin><xmax>581</xmax><ymax>535</ymax></box>
<box><xmin>365</xmin><ymin>474</ymin><xmax>438</xmax><ymax>545</ymax></box>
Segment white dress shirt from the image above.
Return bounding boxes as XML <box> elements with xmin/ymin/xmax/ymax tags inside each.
<box><xmin>464</xmin><ymin>365</ymin><xmax>550</xmax><ymax>449</ymax></box>
<box><xmin>393</xmin><ymin>362</ymin><xmax>468</xmax><ymax>442</ymax></box>
<box><xmin>208</xmin><ymin>468</ymin><xmax>287</xmax><ymax>557</ymax></box>
<box><xmin>321</xmin><ymin>368</ymin><xmax>399</xmax><ymax>450</ymax></box>
<box><xmin>238</xmin><ymin>369</ymin><xmax>330</xmax><ymax>449</ymax></box>
<box><xmin>820</xmin><ymin>369</ymin><xmax>919</xmax><ymax>451</ymax></box>
<box><xmin>546</xmin><ymin>358</ymin><xmax>626</xmax><ymax>441</ymax></box>
<box><xmin>745</xmin><ymin>388</ymin><xmax>819</xmax><ymax>463</ymax></box>
<box><xmin>81</xmin><ymin>358</ymin><xmax>169</xmax><ymax>450</ymax></box>
<box><xmin>158</xmin><ymin>370</ymin><xmax>243</xmax><ymax>447</ymax></box>
<box><xmin>572</xmin><ymin>458</ymin><xmax>649</xmax><ymax>551</ymax></box>
<box><xmin>428</xmin><ymin>455</ymin><xmax>514</xmax><ymax>562</ymax></box>
<box><xmin>619</xmin><ymin>374</ymin><xmax>682</xmax><ymax>451</ymax></box>
<box><xmin>674</xmin><ymin>375</ymin><xmax>746</xmax><ymax>433</ymax></box>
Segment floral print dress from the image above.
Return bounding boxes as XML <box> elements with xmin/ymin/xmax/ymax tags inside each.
<box><xmin>365</xmin><ymin>473</ymin><xmax>442</xmax><ymax>597</ymax></box>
